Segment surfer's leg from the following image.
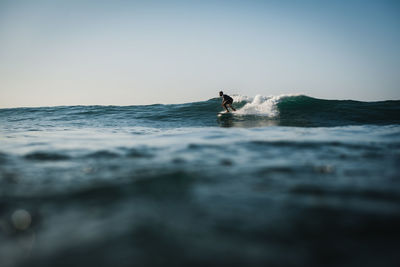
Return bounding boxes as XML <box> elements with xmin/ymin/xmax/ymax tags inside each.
<box><xmin>228</xmin><ymin>102</ymin><xmax>236</xmax><ymax>111</ymax></box>
<box><xmin>222</xmin><ymin>102</ymin><xmax>229</xmax><ymax>112</ymax></box>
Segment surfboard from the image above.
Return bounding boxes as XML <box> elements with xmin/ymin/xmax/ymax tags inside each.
<box><xmin>217</xmin><ymin>111</ymin><xmax>234</xmax><ymax>117</ymax></box>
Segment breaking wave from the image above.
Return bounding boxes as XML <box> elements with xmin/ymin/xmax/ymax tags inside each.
<box><xmin>0</xmin><ymin>95</ymin><xmax>399</xmax><ymax>127</ymax></box>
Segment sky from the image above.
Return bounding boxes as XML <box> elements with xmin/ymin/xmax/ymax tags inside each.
<box><xmin>0</xmin><ymin>0</ymin><xmax>399</xmax><ymax>108</ymax></box>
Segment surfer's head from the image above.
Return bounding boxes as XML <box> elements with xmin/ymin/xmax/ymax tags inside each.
<box><xmin>219</xmin><ymin>91</ymin><xmax>223</xmax><ymax>96</ymax></box>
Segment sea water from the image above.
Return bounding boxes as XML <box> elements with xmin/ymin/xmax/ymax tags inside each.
<box><xmin>0</xmin><ymin>95</ymin><xmax>399</xmax><ymax>267</ymax></box>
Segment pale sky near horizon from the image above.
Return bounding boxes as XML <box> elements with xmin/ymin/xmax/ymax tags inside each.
<box><xmin>0</xmin><ymin>0</ymin><xmax>399</xmax><ymax>108</ymax></box>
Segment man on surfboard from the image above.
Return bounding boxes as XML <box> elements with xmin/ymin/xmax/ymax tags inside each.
<box><xmin>219</xmin><ymin>91</ymin><xmax>236</xmax><ymax>113</ymax></box>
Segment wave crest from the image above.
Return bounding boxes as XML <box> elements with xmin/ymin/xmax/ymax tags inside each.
<box><xmin>232</xmin><ymin>94</ymin><xmax>300</xmax><ymax>117</ymax></box>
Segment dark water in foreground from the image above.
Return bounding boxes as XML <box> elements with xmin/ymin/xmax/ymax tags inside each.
<box><xmin>0</xmin><ymin>95</ymin><xmax>400</xmax><ymax>267</ymax></box>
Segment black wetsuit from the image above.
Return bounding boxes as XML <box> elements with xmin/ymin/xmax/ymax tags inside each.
<box><xmin>222</xmin><ymin>94</ymin><xmax>233</xmax><ymax>104</ymax></box>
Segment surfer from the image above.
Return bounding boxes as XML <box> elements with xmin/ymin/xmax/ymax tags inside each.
<box><xmin>219</xmin><ymin>91</ymin><xmax>236</xmax><ymax>113</ymax></box>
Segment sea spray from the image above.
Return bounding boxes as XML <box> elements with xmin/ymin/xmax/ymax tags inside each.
<box><xmin>233</xmin><ymin>94</ymin><xmax>300</xmax><ymax>116</ymax></box>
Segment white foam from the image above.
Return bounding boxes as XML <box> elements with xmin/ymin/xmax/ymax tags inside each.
<box><xmin>233</xmin><ymin>94</ymin><xmax>299</xmax><ymax>117</ymax></box>
<box><xmin>232</xmin><ymin>95</ymin><xmax>253</xmax><ymax>103</ymax></box>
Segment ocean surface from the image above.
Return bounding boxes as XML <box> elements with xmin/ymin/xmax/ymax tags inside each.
<box><xmin>1</xmin><ymin>95</ymin><xmax>400</xmax><ymax>267</ymax></box>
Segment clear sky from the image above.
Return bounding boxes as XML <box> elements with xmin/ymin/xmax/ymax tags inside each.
<box><xmin>0</xmin><ymin>0</ymin><xmax>399</xmax><ymax>108</ymax></box>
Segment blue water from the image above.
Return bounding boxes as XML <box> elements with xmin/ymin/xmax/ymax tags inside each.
<box><xmin>1</xmin><ymin>95</ymin><xmax>400</xmax><ymax>267</ymax></box>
